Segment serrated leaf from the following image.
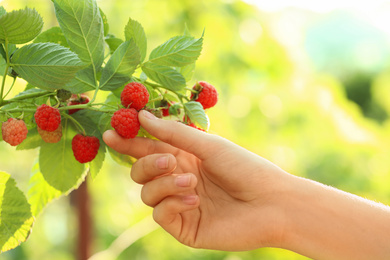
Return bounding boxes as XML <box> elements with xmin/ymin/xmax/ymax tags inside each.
<box><xmin>0</xmin><ymin>171</ymin><xmax>34</xmax><ymax>253</ymax></box>
<box><xmin>39</xmin><ymin>120</ymin><xmax>85</xmax><ymax>192</ymax></box>
<box><xmin>71</xmin><ymin>110</ymin><xmax>103</xmax><ymax>137</ymax></box>
<box><xmin>124</xmin><ymin>18</ymin><xmax>147</xmax><ymax>62</ymax></box>
<box><xmin>0</xmin><ymin>8</ymin><xmax>43</xmax><ymax>44</ymax></box>
<box><xmin>105</xmin><ymin>36</ymin><xmax>124</xmax><ymax>54</ymax></box>
<box><xmin>89</xmin><ymin>142</ymin><xmax>106</xmax><ymax>179</ymax></box>
<box><xmin>53</xmin><ymin>0</ymin><xmax>105</xmax><ymax>72</ymax></box>
<box><xmin>34</xmin><ymin>27</ymin><xmax>69</xmax><ymax>48</ymax></box>
<box><xmin>142</xmin><ymin>62</ymin><xmax>186</xmax><ymax>91</ymax></box>
<box><xmin>184</xmin><ymin>101</ymin><xmax>209</xmax><ymax>129</ymax></box>
<box><xmin>11</xmin><ymin>43</ymin><xmax>84</xmax><ymax>90</ymax></box>
<box><xmin>0</xmin><ymin>7</ymin><xmax>6</xmax><ymax>17</ymax></box>
<box><xmin>175</xmin><ymin>62</ymin><xmax>196</xmax><ymax>82</ymax></box>
<box><xmin>16</xmin><ymin>128</ymin><xmax>42</xmax><ymax>150</ymax></box>
<box><xmin>100</xmin><ymin>40</ymin><xmax>140</xmax><ymax>91</ymax></box>
<box><xmin>149</xmin><ymin>36</ymin><xmax>203</xmax><ymax>67</ymax></box>
<box><xmin>62</xmin><ymin>66</ymin><xmax>96</xmax><ymax>94</ymax></box>
<box><xmin>0</xmin><ymin>43</ymin><xmax>16</xmax><ymax>62</ymax></box>
<box><xmin>27</xmin><ymin>161</ymin><xmax>62</xmax><ymax>216</ymax></box>
<box><xmin>99</xmin><ymin>8</ymin><xmax>109</xmax><ymax>37</ymax></box>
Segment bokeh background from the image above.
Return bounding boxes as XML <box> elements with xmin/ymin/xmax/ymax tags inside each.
<box><xmin>2</xmin><ymin>0</ymin><xmax>390</xmax><ymax>259</ymax></box>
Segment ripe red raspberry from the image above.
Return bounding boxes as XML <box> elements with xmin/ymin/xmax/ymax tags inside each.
<box><xmin>68</xmin><ymin>94</ymin><xmax>90</xmax><ymax>115</ymax></box>
<box><xmin>71</xmin><ymin>134</ymin><xmax>100</xmax><ymax>163</ymax></box>
<box><xmin>34</xmin><ymin>104</ymin><xmax>61</xmax><ymax>132</ymax></box>
<box><xmin>111</xmin><ymin>108</ymin><xmax>140</xmax><ymax>138</ymax></box>
<box><xmin>190</xmin><ymin>81</ymin><xmax>218</xmax><ymax>109</ymax></box>
<box><xmin>121</xmin><ymin>82</ymin><xmax>149</xmax><ymax>110</ymax></box>
<box><xmin>38</xmin><ymin>125</ymin><xmax>62</xmax><ymax>143</ymax></box>
<box><xmin>1</xmin><ymin>118</ymin><xmax>28</xmax><ymax>146</ymax></box>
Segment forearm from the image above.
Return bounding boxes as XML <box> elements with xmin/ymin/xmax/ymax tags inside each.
<box><xmin>281</xmin><ymin>175</ymin><xmax>390</xmax><ymax>260</ymax></box>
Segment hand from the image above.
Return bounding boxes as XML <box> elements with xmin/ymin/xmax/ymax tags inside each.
<box><xmin>103</xmin><ymin>110</ymin><xmax>290</xmax><ymax>251</ymax></box>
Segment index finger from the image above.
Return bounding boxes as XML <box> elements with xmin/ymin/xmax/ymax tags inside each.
<box><xmin>103</xmin><ymin>130</ymin><xmax>178</xmax><ymax>159</ymax></box>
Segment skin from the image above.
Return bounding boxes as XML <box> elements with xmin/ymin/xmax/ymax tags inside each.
<box><xmin>103</xmin><ymin>110</ymin><xmax>390</xmax><ymax>259</ymax></box>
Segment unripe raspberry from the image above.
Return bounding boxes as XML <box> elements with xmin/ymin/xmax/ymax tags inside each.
<box><xmin>38</xmin><ymin>125</ymin><xmax>62</xmax><ymax>143</ymax></box>
<box><xmin>68</xmin><ymin>94</ymin><xmax>90</xmax><ymax>114</ymax></box>
<box><xmin>71</xmin><ymin>134</ymin><xmax>100</xmax><ymax>163</ymax></box>
<box><xmin>34</xmin><ymin>104</ymin><xmax>61</xmax><ymax>132</ymax></box>
<box><xmin>111</xmin><ymin>108</ymin><xmax>140</xmax><ymax>139</ymax></box>
<box><xmin>121</xmin><ymin>82</ymin><xmax>149</xmax><ymax>110</ymax></box>
<box><xmin>57</xmin><ymin>89</ymin><xmax>72</xmax><ymax>102</ymax></box>
<box><xmin>191</xmin><ymin>81</ymin><xmax>218</xmax><ymax>109</ymax></box>
<box><xmin>1</xmin><ymin>118</ymin><xmax>28</xmax><ymax>146</ymax></box>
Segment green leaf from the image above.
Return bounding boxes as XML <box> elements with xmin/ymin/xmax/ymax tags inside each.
<box><xmin>0</xmin><ymin>55</ymin><xmax>6</xmax><ymax>76</ymax></box>
<box><xmin>16</xmin><ymin>128</ymin><xmax>42</xmax><ymax>150</ymax></box>
<box><xmin>184</xmin><ymin>101</ymin><xmax>209</xmax><ymax>129</ymax></box>
<box><xmin>105</xmin><ymin>36</ymin><xmax>124</xmax><ymax>54</ymax></box>
<box><xmin>39</xmin><ymin>121</ymin><xmax>86</xmax><ymax>192</ymax></box>
<box><xmin>0</xmin><ymin>7</ymin><xmax>6</xmax><ymax>17</ymax></box>
<box><xmin>34</xmin><ymin>27</ymin><xmax>69</xmax><ymax>48</ymax></box>
<box><xmin>124</xmin><ymin>18</ymin><xmax>147</xmax><ymax>62</ymax></box>
<box><xmin>142</xmin><ymin>62</ymin><xmax>186</xmax><ymax>91</ymax></box>
<box><xmin>0</xmin><ymin>7</ymin><xmax>43</xmax><ymax>44</ymax></box>
<box><xmin>0</xmin><ymin>171</ymin><xmax>34</xmax><ymax>253</ymax></box>
<box><xmin>99</xmin><ymin>8</ymin><xmax>109</xmax><ymax>37</ymax></box>
<box><xmin>149</xmin><ymin>36</ymin><xmax>203</xmax><ymax>67</ymax></box>
<box><xmin>175</xmin><ymin>62</ymin><xmax>196</xmax><ymax>82</ymax></box>
<box><xmin>89</xmin><ymin>142</ymin><xmax>106</xmax><ymax>179</ymax></box>
<box><xmin>11</xmin><ymin>42</ymin><xmax>84</xmax><ymax>90</ymax></box>
<box><xmin>100</xmin><ymin>40</ymin><xmax>141</xmax><ymax>91</ymax></box>
<box><xmin>108</xmin><ymin>147</ymin><xmax>135</xmax><ymax>167</ymax></box>
<box><xmin>53</xmin><ymin>0</ymin><xmax>105</xmax><ymax>72</ymax></box>
<box><xmin>28</xmin><ymin>161</ymin><xmax>62</xmax><ymax>216</ymax></box>
<box><xmin>62</xmin><ymin>66</ymin><xmax>96</xmax><ymax>94</ymax></box>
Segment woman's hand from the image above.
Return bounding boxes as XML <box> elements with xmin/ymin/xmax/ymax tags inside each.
<box><xmin>103</xmin><ymin>110</ymin><xmax>289</xmax><ymax>251</ymax></box>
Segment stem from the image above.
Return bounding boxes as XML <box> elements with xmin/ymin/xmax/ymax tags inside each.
<box><xmin>2</xmin><ymin>77</ymin><xmax>17</xmax><ymax>100</ymax></box>
<box><xmin>0</xmin><ymin>41</ymin><xmax>10</xmax><ymax>103</ymax></box>
<box><xmin>62</xmin><ymin>113</ymin><xmax>86</xmax><ymax>135</ymax></box>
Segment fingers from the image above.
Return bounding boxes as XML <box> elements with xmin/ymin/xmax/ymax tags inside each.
<box><xmin>102</xmin><ymin>130</ymin><xmax>177</xmax><ymax>159</ymax></box>
<box><xmin>153</xmin><ymin>195</ymin><xmax>199</xmax><ymax>237</ymax></box>
<box><xmin>131</xmin><ymin>153</ymin><xmax>177</xmax><ymax>184</ymax></box>
<box><xmin>138</xmin><ymin>110</ymin><xmax>215</xmax><ymax>160</ymax></box>
<box><xmin>141</xmin><ymin>173</ymin><xmax>198</xmax><ymax>207</ymax></box>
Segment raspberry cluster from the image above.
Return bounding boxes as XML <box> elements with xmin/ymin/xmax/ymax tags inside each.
<box><xmin>111</xmin><ymin>82</ymin><xmax>149</xmax><ymax>139</ymax></box>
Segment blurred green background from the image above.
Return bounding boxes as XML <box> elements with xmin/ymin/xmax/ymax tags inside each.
<box><xmin>2</xmin><ymin>0</ymin><xmax>390</xmax><ymax>259</ymax></box>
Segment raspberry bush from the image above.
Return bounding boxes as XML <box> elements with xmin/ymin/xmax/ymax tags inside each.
<box><xmin>0</xmin><ymin>0</ymin><xmax>218</xmax><ymax>253</ymax></box>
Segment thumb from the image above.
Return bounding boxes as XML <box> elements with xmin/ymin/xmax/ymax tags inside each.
<box><xmin>139</xmin><ymin>110</ymin><xmax>213</xmax><ymax>159</ymax></box>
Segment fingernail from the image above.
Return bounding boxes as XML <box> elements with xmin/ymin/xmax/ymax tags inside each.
<box><xmin>175</xmin><ymin>174</ymin><xmax>191</xmax><ymax>187</ymax></box>
<box><xmin>182</xmin><ymin>195</ymin><xmax>198</xmax><ymax>205</ymax></box>
<box><xmin>142</xmin><ymin>110</ymin><xmax>157</xmax><ymax>120</ymax></box>
<box><xmin>156</xmin><ymin>156</ymin><xmax>169</xmax><ymax>169</ymax></box>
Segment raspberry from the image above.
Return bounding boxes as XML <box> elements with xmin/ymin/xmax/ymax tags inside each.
<box><xmin>68</xmin><ymin>94</ymin><xmax>90</xmax><ymax>114</ymax></box>
<box><xmin>188</xmin><ymin>123</ymin><xmax>206</xmax><ymax>132</ymax></box>
<box><xmin>34</xmin><ymin>104</ymin><xmax>61</xmax><ymax>132</ymax></box>
<box><xmin>121</xmin><ymin>82</ymin><xmax>149</xmax><ymax>110</ymax></box>
<box><xmin>38</xmin><ymin>125</ymin><xmax>62</xmax><ymax>143</ymax></box>
<box><xmin>57</xmin><ymin>89</ymin><xmax>72</xmax><ymax>102</ymax></box>
<box><xmin>71</xmin><ymin>134</ymin><xmax>100</xmax><ymax>163</ymax></box>
<box><xmin>1</xmin><ymin>118</ymin><xmax>28</xmax><ymax>146</ymax></box>
<box><xmin>111</xmin><ymin>108</ymin><xmax>140</xmax><ymax>139</ymax></box>
<box><xmin>190</xmin><ymin>81</ymin><xmax>218</xmax><ymax>109</ymax></box>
